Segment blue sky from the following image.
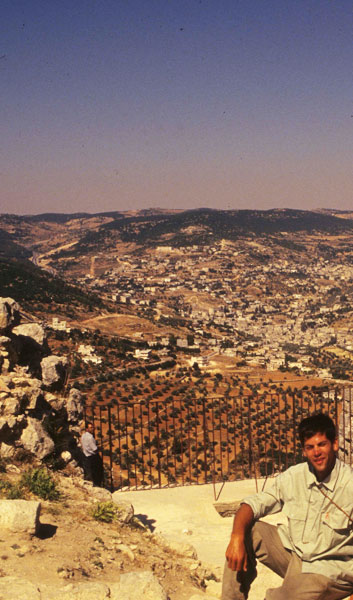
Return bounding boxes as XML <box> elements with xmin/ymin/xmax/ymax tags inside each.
<box><xmin>1</xmin><ymin>0</ymin><xmax>352</xmax><ymax>214</ymax></box>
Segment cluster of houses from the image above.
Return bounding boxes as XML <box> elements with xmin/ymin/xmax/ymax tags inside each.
<box><xmin>68</xmin><ymin>240</ymin><xmax>353</xmax><ymax>378</ymax></box>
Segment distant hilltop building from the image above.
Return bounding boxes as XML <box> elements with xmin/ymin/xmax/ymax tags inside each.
<box><xmin>77</xmin><ymin>344</ymin><xmax>102</xmax><ymax>364</ymax></box>
<box><xmin>189</xmin><ymin>355</ymin><xmax>209</xmax><ymax>368</ymax></box>
<box><xmin>51</xmin><ymin>317</ymin><xmax>70</xmax><ymax>333</ymax></box>
<box><xmin>134</xmin><ymin>349</ymin><xmax>150</xmax><ymax>360</ymax></box>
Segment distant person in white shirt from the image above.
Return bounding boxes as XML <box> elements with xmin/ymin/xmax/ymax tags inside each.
<box><xmin>222</xmin><ymin>413</ymin><xmax>353</xmax><ymax>600</ymax></box>
<box><xmin>81</xmin><ymin>422</ymin><xmax>103</xmax><ymax>487</ymax></box>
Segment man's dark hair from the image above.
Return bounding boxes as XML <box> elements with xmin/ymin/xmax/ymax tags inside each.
<box><xmin>298</xmin><ymin>413</ymin><xmax>336</xmax><ymax>446</ymax></box>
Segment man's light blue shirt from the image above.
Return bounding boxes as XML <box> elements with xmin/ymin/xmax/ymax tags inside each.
<box><xmin>243</xmin><ymin>459</ymin><xmax>353</xmax><ymax>583</ymax></box>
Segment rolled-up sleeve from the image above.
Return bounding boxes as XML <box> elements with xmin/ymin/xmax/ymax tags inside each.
<box><xmin>241</xmin><ymin>477</ymin><xmax>284</xmax><ymax>520</ymax></box>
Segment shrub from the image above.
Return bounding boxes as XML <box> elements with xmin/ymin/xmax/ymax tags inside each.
<box><xmin>0</xmin><ymin>479</ymin><xmax>25</xmax><ymax>499</ymax></box>
<box><xmin>6</xmin><ymin>483</ymin><xmax>25</xmax><ymax>499</ymax></box>
<box><xmin>20</xmin><ymin>467</ymin><xmax>60</xmax><ymax>501</ymax></box>
<box><xmin>91</xmin><ymin>501</ymin><xmax>117</xmax><ymax>523</ymax></box>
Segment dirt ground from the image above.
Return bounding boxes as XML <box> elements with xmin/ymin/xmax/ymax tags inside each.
<box><xmin>0</xmin><ymin>471</ymin><xmax>211</xmax><ymax>600</ymax></box>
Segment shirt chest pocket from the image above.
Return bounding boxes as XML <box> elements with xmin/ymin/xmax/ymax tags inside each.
<box><xmin>321</xmin><ymin>509</ymin><xmax>351</xmax><ymax>534</ymax></box>
<box><xmin>282</xmin><ymin>502</ymin><xmax>306</xmax><ymax>542</ymax></box>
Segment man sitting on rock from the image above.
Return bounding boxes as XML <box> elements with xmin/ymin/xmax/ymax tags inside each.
<box><xmin>81</xmin><ymin>422</ymin><xmax>104</xmax><ymax>487</ymax></box>
<box><xmin>222</xmin><ymin>413</ymin><xmax>353</xmax><ymax>600</ymax></box>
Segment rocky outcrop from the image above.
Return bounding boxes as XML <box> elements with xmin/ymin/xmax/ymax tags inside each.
<box><xmin>41</xmin><ymin>354</ymin><xmax>69</xmax><ymax>389</ymax></box>
<box><xmin>112</xmin><ymin>497</ymin><xmax>134</xmax><ymax>523</ymax></box>
<box><xmin>0</xmin><ymin>298</ymin><xmax>20</xmax><ymax>331</ymax></box>
<box><xmin>0</xmin><ymin>297</ymin><xmax>83</xmax><ymax>464</ymax></box>
<box><xmin>13</xmin><ymin>323</ymin><xmax>46</xmax><ymax>347</ymax></box>
<box><xmin>20</xmin><ymin>417</ymin><xmax>55</xmax><ymax>459</ymax></box>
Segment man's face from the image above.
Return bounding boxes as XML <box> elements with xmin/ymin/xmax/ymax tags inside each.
<box><xmin>87</xmin><ymin>424</ymin><xmax>94</xmax><ymax>434</ymax></box>
<box><xmin>303</xmin><ymin>432</ymin><xmax>338</xmax><ymax>481</ymax></box>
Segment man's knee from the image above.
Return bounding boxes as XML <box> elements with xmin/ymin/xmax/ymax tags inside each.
<box><xmin>265</xmin><ymin>573</ymin><xmax>352</xmax><ymax>600</ymax></box>
<box><xmin>249</xmin><ymin>521</ymin><xmax>290</xmax><ymax>578</ymax></box>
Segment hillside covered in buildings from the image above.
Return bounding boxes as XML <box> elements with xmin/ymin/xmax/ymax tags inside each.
<box><xmin>1</xmin><ymin>208</ymin><xmax>353</xmax><ymax>488</ymax></box>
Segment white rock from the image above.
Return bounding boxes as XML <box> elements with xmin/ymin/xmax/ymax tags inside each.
<box><xmin>111</xmin><ymin>495</ymin><xmax>134</xmax><ymax>523</ymax></box>
<box><xmin>0</xmin><ymin>395</ymin><xmax>20</xmax><ymax>416</ymax></box>
<box><xmin>0</xmin><ymin>442</ymin><xmax>16</xmax><ymax>458</ymax></box>
<box><xmin>0</xmin><ymin>499</ymin><xmax>41</xmax><ymax>534</ymax></box>
<box><xmin>0</xmin><ymin>298</ymin><xmax>20</xmax><ymax>332</ymax></box>
<box><xmin>110</xmin><ymin>571</ymin><xmax>167</xmax><ymax>600</ymax></box>
<box><xmin>20</xmin><ymin>416</ymin><xmax>55</xmax><ymax>459</ymax></box>
<box><xmin>13</xmin><ymin>323</ymin><xmax>46</xmax><ymax>346</ymax></box>
<box><xmin>61</xmin><ymin>450</ymin><xmax>72</xmax><ymax>463</ymax></box>
<box><xmin>41</xmin><ymin>355</ymin><xmax>68</xmax><ymax>387</ymax></box>
<box><xmin>154</xmin><ymin>533</ymin><xmax>198</xmax><ymax>559</ymax></box>
<box><xmin>66</xmin><ymin>387</ymin><xmax>83</xmax><ymax>422</ymax></box>
<box><xmin>90</xmin><ymin>487</ymin><xmax>112</xmax><ymax>502</ymax></box>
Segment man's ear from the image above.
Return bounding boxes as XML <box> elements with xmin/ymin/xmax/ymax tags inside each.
<box><xmin>333</xmin><ymin>438</ymin><xmax>339</xmax><ymax>452</ymax></box>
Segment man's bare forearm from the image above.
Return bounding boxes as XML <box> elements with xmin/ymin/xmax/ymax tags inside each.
<box><xmin>231</xmin><ymin>503</ymin><xmax>254</xmax><ymax>537</ymax></box>
<box><xmin>225</xmin><ymin>503</ymin><xmax>254</xmax><ymax>571</ymax></box>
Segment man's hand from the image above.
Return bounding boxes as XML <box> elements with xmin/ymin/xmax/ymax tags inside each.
<box><xmin>224</xmin><ymin>503</ymin><xmax>254</xmax><ymax>571</ymax></box>
<box><xmin>225</xmin><ymin>533</ymin><xmax>248</xmax><ymax>571</ymax></box>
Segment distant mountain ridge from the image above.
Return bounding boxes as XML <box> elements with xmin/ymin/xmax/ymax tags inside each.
<box><xmin>1</xmin><ymin>207</ymin><xmax>353</xmax><ymax>259</ymax></box>
<box><xmin>2</xmin><ymin>207</ymin><xmax>353</xmax><ymax>226</ymax></box>
<box><xmin>1</xmin><ymin>206</ymin><xmax>352</xmax><ymax>324</ymax></box>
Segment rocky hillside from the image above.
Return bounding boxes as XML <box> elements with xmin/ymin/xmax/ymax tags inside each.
<box><xmin>0</xmin><ymin>296</ymin><xmax>81</xmax><ymax>466</ymax></box>
<box><xmin>0</xmin><ymin>297</ymin><xmax>221</xmax><ymax>600</ymax></box>
<box><xmin>0</xmin><ymin>471</ymin><xmax>221</xmax><ymax>600</ymax></box>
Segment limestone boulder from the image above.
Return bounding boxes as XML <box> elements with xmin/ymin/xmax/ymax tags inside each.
<box><xmin>0</xmin><ymin>395</ymin><xmax>21</xmax><ymax>416</ymax></box>
<box><xmin>0</xmin><ymin>335</ymin><xmax>11</xmax><ymax>347</ymax></box>
<box><xmin>66</xmin><ymin>387</ymin><xmax>83</xmax><ymax>422</ymax></box>
<box><xmin>0</xmin><ymin>376</ymin><xmax>10</xmax><ymax>392</ymax></box>
<box><xmin>111</xmin><ymin>494</ymin><xmax>134</xmax><ymax>523</ymax></box>
<box><xmin>13</xmin><ymin>323</ymin><xmax>46</xmax><ymax>347</ymax></box>
<box><xmin>61</xmin><ymin>450</ymin><xmax>72</xmax><ymax>463</ymax></box>
<box><xmin>110</xmin><ymin>571</ymin><xmax>167</xmax><ymax>600</ymax></box>
<box><xmin>0</xmin><ymin>441</ymin><xmax>16</xmax><ymax>458</ymax></box>
<box><xmin>45</xmin><ymin>391</ymin><xmax>66</xmax><ymax>411</ymax></box>
<box><xmin>41</xmin><ymin>355</ymin><xmax>68</xmax><ymax>390</ymax></box>
<box><xmin>10</xmin><ymin>374</ymin><xmax>44</xmax><ymax>412</ymax></box>
<box><xmin>0</xmin><ymin>298</ymin><xmax>21</xmax><ymax>332</ymax></box>
<box><xmin>12</xmin><ymin>324</ymin><xmax>48</xmax><ymax>375</ymax></box>
<box><xmin>0</xmin><ymin>414</ymin><xmax>25</xmax><ymax>442</ymax></box>
<box><xmin>20</xmin><ymin>417</ymin><xmax>54</xmax><ymax>459</ymax></box>
<box><xmin>0</xmin><ymin>334</ymin><xmax>19</xmax><ymax>373</ymax></box>
<box><xmin>154</xmin><ymin>533</ymin><xmax>198</xmax><ymax>559</ymax></box>
<box><xmin>90</xmin><ymin>487</ymin><xmax>113</xmax><ymax>502</ymax></box>
<box><xmin>0</xmin><ymin>499</ymin><xmax>41</xmax><ymax>534</ymax></box>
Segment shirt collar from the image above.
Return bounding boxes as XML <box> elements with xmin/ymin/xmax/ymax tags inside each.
<box><xmin>306</xmin><ymin>457</ymin><xmax>340</xmax><ymax>492</ymax></box>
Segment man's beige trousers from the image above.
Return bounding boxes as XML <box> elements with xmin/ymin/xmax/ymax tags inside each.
<box><xmin>221</xmin><ymin>521</ymin><xmax>353</xmax><ymax>600</ymax></box>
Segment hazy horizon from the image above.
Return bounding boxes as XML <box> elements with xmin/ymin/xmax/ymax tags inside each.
<box><xmin>2</xmin><ymin>0</ymin><xmax>353</xmax><ymax>215</ymax></box>
<box><xmin>1</xmin><ymin>206</ymin><xmax>351</xmax><ymax>218</ymax></box>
